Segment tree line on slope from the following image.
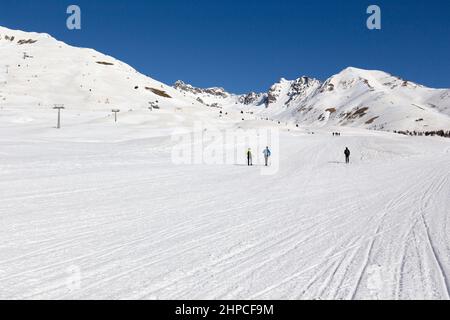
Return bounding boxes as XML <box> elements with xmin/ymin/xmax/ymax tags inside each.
<box><xmin>393</xmin><ymin>130</ymin><xmax>450</xmax><ymax>138</ymax></box>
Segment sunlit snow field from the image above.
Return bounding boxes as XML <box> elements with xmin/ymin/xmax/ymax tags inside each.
<box><xmin>1</xmin><ymin>108</ymin><xmax>449</xmax><ymax>300</ymax></box>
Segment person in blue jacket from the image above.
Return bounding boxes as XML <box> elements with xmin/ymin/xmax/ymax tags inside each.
<box><xmin>263</xmin><ymin>146</ymin><xmax>271</xmax><ymax>166</ymax></box>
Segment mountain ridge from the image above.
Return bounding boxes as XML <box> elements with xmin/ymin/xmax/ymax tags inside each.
<box><xmin>173</xmin><ymin>67</ymin><xmax>450</xmax><ymax>131</ymax></box>
<box><xmin>1</xmin><ymin>25</ymin><xmax>450</xmax><ymax>132</ymax></box>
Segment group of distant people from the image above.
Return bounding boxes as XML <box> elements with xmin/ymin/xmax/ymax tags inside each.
<box><xmin>332</xmin><ymin>132</ymin><xmax>341</xmax><ymax>136</ymax></box>
<box><xmin>246</xmin><ymin>147</ymin><xmax>272</xmax><ymax>167</ymax></box>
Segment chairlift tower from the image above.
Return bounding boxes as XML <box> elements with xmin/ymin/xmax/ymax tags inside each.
<box><xmin>112</xmin><ymin>109</ymin><xmax>120</xmax><ymax>122</ymax></box>
<box><xmin>53</xmin><ymin>104</ymin><xmax>65</xmax><ymax>129</ymax></box>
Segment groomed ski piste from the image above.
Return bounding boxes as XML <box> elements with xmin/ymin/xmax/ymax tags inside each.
<box><xmin>1</xmin><ymin>25</ymin><xmax>450</xmax><ymax>300</ymax></box>
<box><xmin>0</xmin><ymin>107</ymin><xmax>449</xmax><ymax>300</ymax></box>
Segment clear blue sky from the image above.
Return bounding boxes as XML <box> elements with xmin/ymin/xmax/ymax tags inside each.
<box><xmin>1</xmin><ymin>0</ymin><xmax>449</xmax><ymax>93</ymax></box>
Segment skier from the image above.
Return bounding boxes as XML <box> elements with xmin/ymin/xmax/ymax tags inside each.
<box><xmin>263</xmin><ymin>146</ymin><xmax>271</xmax><ymax>167</ymax></box>
<box><xmin>247</xmin><ymin>148</ymin><xmax>253</xmax><ymax>166</ymax></box>
<box><xmin>344</xmin><ymin>147</ymin><xmax>351</xmax><ymax>164</ymax></box>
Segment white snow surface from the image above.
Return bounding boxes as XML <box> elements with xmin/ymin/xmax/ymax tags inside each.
<box><xmin>1</xmin><ymin>107</ymin><xmax>450</xmax><ymax>300</ymax></box>
<box><xmin>0</xmin><ymin>26</ymin><xmax>203</xmax><ymax>112</ymax></box>
<box><xmin>1</xmin><ymin>25</ymin><xmax>450</xmax><ymax>300</ymax></box>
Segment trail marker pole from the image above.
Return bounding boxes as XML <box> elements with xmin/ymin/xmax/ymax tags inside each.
<box><xmin>53</xmin><ymin>104</ymin><xmax>65</xmax><ymax>129</ymax></box>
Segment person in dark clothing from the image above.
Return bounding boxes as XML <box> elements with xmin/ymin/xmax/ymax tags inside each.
<box><xmin>344</xmin><ymin>147</ymin><xmax>351</xmax><ymax>163</ymax></box>
<box><xmin>247</xmin><ymin>148</ymin><xmax>253</xmax><ymax>166</ymax></box>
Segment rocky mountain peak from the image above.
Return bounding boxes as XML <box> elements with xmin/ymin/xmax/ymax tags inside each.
<box><xmin>267</xmin><ymin>76</ymin><xmax>321</xmax><ymax>106</ymax></box>
<box><xmin>173</xmin><ymin>80</ymin><xmax>229</xmax><ymax>98</ymax></box>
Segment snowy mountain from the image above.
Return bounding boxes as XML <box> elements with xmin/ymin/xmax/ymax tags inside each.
<box><xmin>173</xmin><ymin>80</ymin><xmax>266</xmax><ymax>108</ymax></box>
<box><xmin>1</xmin><ymin>25</ymin><xmax>450</xmax><ymax>132</ymax></box>
<box><xmin>174</xmin><ymin>68</ymin><xmax>450</xmax><ymax>132</ymax></box>
<box><xmin>282</xmin><ymin>67</ymin><xmax>450</xmax><ymax>131</ymax></box>
<box><xmin>2</xmin><ymin>25</ymin><xmax>450</xmax><ymax>301</ymax></box>
<box><xmin>0</xmin><ymin>25</ymin><xmax>203</xmax><ymax>112</ymax></box>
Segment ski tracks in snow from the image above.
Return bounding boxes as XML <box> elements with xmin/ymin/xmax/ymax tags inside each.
<box><xmin>1</xmin><ymin>131</ymin><xmax>449</xmax><ymax>299</ymax></box>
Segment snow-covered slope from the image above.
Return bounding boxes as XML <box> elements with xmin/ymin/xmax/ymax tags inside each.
<box><xmin>174</xmin><ymin>68</ymin><xmax>450</xmax><ymax>132</ymax></box>
<box><xmin>2</xmin><ymin>26</ymin><xmax>450</xmax><ymax>301</ymax></box>
<box><xmin>0</xmin><ymin>26</ymin><xmax>202</xmax><ymax>112</ymax></box>
<box><xmin>1</xmin><ymin>25</ymin><xmax>450</xmax><ymax>132</ymax></box>
<box><xmin>281</xmin><ymin>67</ymin><xmax>450</xmax><ymax>131</ymax></box>
<box><xmin>263</xmin><ymin>76</ymin><xmax>322</xmax><ymax>113</ymax></box>
<box><xmin>1</xmin><ymin>122</ymin><xmax>450</xmax><ymax>299</ymax></box>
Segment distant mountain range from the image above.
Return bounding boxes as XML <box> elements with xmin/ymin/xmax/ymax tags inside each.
<box><xmin>173</xmin><ymin>67</ymin><xmax>450</xmax><ymax>131</ymax></box>
<box><xmin>1</xmin><ymin>25</ymin><xmax>450</xmax><ymax>131</ymax></box>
